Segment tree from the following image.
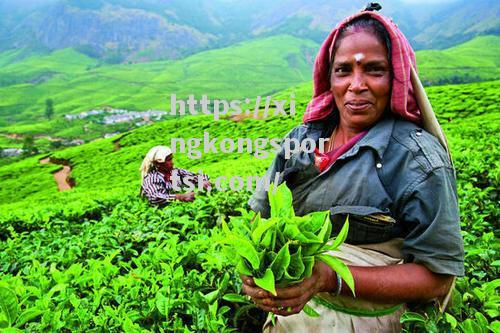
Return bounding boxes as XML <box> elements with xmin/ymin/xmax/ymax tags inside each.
<box><xmin>22</xmin><ymin>135</ymin><xmax>38</xmax><ymax>156</ymax></box>
<box><xmin>45</xmin><ymin>98</ymin><xmax>54</xmax><ymax>120</ymax></box>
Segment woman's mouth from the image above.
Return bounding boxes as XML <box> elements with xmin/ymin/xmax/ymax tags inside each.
<box><xmin>345</xmin><ymin>101</ymin><xmax>372</xmax><ymax>111</ymax></box>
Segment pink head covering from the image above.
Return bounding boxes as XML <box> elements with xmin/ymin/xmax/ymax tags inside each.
<box><xmin>303</xmin><ymin>10</ymin><xmax>422</xmax><ymax>124</ymax></box>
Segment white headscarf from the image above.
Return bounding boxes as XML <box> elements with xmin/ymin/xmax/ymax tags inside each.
<box><xmin>140</xmin><ymin>145</ymin><xmax>172</xmax><ymax>180</ymax></box>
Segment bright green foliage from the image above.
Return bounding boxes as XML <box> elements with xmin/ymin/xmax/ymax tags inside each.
<box><xmin>222</xmin><ymin>183</ymin><xmax>354</xmax><ymax>301</ymax></box>
<box><xmin>0</xmin><ymin>78</ymin><xmax>498</xmax><ymax>331</ymax></box>
<box><xmin>0</xmin><ymin>191</ymin><xmax>267</xmax><ymax>332</ymax></box>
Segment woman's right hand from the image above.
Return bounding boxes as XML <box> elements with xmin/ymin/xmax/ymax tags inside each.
<box><xmin>241</xmin><ymin>262</ymin><xmax>336</xmax><ymax>316</ymax></box>
<box><xmin>240</xmin><ymin>275</ymin><xmax>273</xmax><ymax>312</ymax></box>
<box><xmin>176</xmin><ymin>192</ymin><xmax>195</xmax><ymax>202</ymax></box>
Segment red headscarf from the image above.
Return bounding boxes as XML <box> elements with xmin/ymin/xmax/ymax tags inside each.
<box><xmin>303</xmin><ymin>11</ymin><xmax>422</xmax><ymax>124</ymax></box>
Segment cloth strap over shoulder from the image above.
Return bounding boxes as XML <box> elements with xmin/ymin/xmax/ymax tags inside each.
<box><xmin>409</xmin><ymin>65</ymin><xmax>454</xmax><ymax>166</ymax></box>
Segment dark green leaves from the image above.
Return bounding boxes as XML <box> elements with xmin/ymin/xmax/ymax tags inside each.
<box><xmin>270</xmin><ymin>243</ymin><xmax>291</xmax><ymax>281</ymax></box>
<box><xmin>223</xmin><ymin>183</ymin><xmax>354</xmax><ymax>316</ymax></box>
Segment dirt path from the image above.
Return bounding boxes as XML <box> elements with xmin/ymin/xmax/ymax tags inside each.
<box><xmin>54</xmin><ymin>165</ymin><xmax>72</xmax><ymax>191</ymax></box>
<box><xmin>39</xmin><ymin>157</ymin><xmax>73</xmax><ymax>191</ymax></box>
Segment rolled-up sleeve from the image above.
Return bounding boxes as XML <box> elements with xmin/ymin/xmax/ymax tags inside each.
<box><xmin>400</xmin><ymin>166</ymin><xmax>465</xmax><ymax>276</ymax></box>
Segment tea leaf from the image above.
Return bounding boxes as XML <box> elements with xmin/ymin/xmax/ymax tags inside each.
<box><xmin>260</xmin><ymin>229</ymin><xmax>274</xmax><ymax>248</ymax></box>
<box><xmin>0</xmin><ymin>286</ymin><xmax>19</xmax><ymax>327</ymax></box>
<box><xmin>328</xmin><ymin>215</ymin><xmax>349</xmax><ymax>250</ymax></box>
<box><xmin>303</xmin><ymin>304</ymin><xmax>321</xmax><ymax>317</ymax></box>
<box><xmin>284</xmin><ymin>247</ymin><xmax>305</xmax><ymax>280</ymax></box>
<box><xmin>317</xmin><ymin>213</ymin><xmax>332</xmax><ymax>244</ymax></box>
<box><xmin>16</xmin><ymin>308</ymin><xmax>44</xmax><ymax>327</ymax></box>
<box><xmin>316</xmin><ymin>254</ymin><xmax>355</xmax><ymax>296</ymax></box>
<box><xmin>400</xmin><ymin>311</ymin><xmax>426</xmax><ymax>323</ymax></box>
<box><xmin>300</xmin><ymin>211</ymin><xmax>327</xmax><ymax>233</ymax></box>
<box><xmin>222</xmin><ymin>294</ymin><xmax>248</xmax><ymax>303</ymax></box>
<box><xmin>270</xmin><ymin>242</ymin><xmax>291</xmax><ymax>280</ymax></box>
<box><xmin>252</xmin><ymin>217</ymin><xmax>278</xmax><ymax>244</ymax></box>
<box><xmin>227</xmin><ymin>235</ymin><xmax>260</xmax><ymax>270</ymax></box>
<box><xmin>236</xmin><ymin>259</ymin><xmax>253</xmax><ymax>276</ymax></box>
<box><xmin>302</xmin><ymin>256</ymin><xmax>315</xmax><ymax>278</ymax></box>
<box><xmin>254</xmin><ymin>268</ymin><xmax>276</xmax><ymax>296</ymax></box>
<box><xmin>203</xmin><ymin>290</ymin><xmax>219</xmax><ymax>304</ymax></box>
<box><xmin>155</xmin><ymin>292</ymin><xmax>168</xmax><ymax>316</ymax></box>
<box><xmin>269</xmin><ymin>183</ymin><xmax>294</xmax><ymax>218</ymax></box>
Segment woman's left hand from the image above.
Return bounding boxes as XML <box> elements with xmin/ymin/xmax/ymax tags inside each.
<box><xmin>241</xmin><ymin>262</ymin><xmax>335</xmax><ymax>316</ymax></box>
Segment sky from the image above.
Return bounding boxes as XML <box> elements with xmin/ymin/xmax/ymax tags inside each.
<box><xmin>401</xmin><ymin>0</ymin><xmax>459</xmax><ymax>3</ymax></box>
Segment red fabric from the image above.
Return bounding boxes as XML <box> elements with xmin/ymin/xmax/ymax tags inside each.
<box><xmin>314</xmin><ymin>130</ymin><xmax>368</xmax><ymax>172</ymax></box>
<box><xmin>303</xmin><ymin>11</ymin><xmax>422</xmax><ymax>125</ymax></box>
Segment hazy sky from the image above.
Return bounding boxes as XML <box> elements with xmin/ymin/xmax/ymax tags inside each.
<box><xmin>401</xmin><ymin>0</ymin><xmax>459</xmax><ymax>3</ymax></box>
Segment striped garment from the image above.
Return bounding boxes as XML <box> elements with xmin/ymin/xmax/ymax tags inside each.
<box><xmin>140</xmin><ymin>168</ymin><xmax>209</xmax><ymax>206</ymax></box>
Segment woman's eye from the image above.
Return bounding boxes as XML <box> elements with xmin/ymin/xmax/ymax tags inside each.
<box><xmin>367</xmin><ymin>67</ymin><xmax>387</xmax><ymax>75</ymax></box>
<box><xmin>334</xmin><ymin>67</ymin><xmax>350</xmax><ymax>75</ymax></box>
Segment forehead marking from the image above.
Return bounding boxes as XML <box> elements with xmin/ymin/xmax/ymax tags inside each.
<box><xmin>354</xmin><ymin>53</ymin><xmax>365</xmax><ymax>63</ymax></box>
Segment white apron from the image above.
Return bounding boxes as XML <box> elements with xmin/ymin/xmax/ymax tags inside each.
<box><xmin>263</xmin><ymin>239</ymin><xmax>406</xmax><ymax>333</ymax></box>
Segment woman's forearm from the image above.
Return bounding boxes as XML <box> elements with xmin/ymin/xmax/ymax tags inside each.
<box><xmin>335</xmin><ymin>263</ymin><xmax>454</xmax><ymax>304</ymax></box>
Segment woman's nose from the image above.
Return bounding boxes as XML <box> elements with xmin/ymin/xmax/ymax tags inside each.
<box><xmin>348</xmin><ymin>72</ymin><xmax>367</xmax><ymax>93</ymax></box>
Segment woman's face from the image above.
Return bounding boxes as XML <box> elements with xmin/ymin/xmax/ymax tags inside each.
<box><xmin>330</xmin><ymin>30</ymin><xmax>391</xmax><ymax>131</ymax></box>
<box><xmin>156</xmin><ymin>155</ymin><xmax>174</xmax><ymax>173</ymax></box>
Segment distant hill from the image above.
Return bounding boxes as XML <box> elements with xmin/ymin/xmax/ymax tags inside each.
<box><xmin>417</xmin><ymin>35</ymin><xmax>500</xmax><ymax>85</ymax></box>
<box><xmin>0</xmin><ymin>34</ymin><xmax>318</xmax><ymax>141</ymax></box>
<box><xmin>0</xmin><ymin>0</ymin><xmax>498</xmax><ymax>63</ymax></box>
<box><xmin>412</xmin><ymin>0</ymin><xmax>500</xmax><ymax>49</ymax></box>
<box><xmin>1</xmin><ymin>32</ymin><xmax>499</xmax><ymax>154</ymax></box>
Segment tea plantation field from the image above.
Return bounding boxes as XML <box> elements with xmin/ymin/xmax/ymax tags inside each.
<box><xmin>0</xmin><ymin>80</ymin><xmax>498</xmax><ymax>332</ymax></box>
<box><xmin>0</xmin><ymin>35</ymin><xmax>498</xmax><ymax>152</ymax></box>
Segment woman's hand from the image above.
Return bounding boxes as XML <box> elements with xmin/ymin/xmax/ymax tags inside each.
<box><xmin>202</xmin><ymin>180</ymin><xmax>211</xmax><ymax>190</ymax></box>
<box><xmin>176</xmin><ymin>192</ymin><xmax>195</xmax><ymax>202</ymax></box>
<box><xmin>241</xmin><ymin>262</ymin><xmax>336</xmax><ymax>316</ymax></box>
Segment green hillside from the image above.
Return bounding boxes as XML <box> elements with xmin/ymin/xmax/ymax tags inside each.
<box><xmin>0</xmin><ymin>80</ymin><xmax>498</xmax><ymax>331</ymax></box>
<box><xmin>0</xmin><ymin>35</ymin><xmax>318</xmax><ymax>136</ymax></box>
<box><xmin>0</xmin><ymin>48</ymin><xmax>100</xmax><ymax>87</ymax></box>
<box><xmin>417</xmin><ymin>35</ymin><xmax>500</xmax><ymax>85</ymax></box>
<box><xmin>1</xmin><ymin>35</ymin><xmax>499</xmax><ymax>155</ymax></box>
<box><xmin>1</xmin><ymin>80</ymin><xmax>498</xmax><ymax>212</ymax></box>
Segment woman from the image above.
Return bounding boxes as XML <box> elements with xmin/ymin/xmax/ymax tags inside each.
<box><xmin>244</xmin><ymin>6</ymin><xmax>464</xmax><ymax>333</ymax></box>
<box><xmin>140</xmin><ymin>145</ymin><xmax>210</xmax><ymax>205</ymax></box>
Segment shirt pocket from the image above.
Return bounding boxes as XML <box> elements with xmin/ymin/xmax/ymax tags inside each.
<box><xmin>330</xmin><ymin>205</ymin><xmax>396</xmax><ymax>245</ymax></box>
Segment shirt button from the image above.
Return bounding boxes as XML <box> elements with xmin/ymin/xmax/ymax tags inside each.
<box><xmin>376</xmin><ymin>163</ymin><xmax>382</xmax><ymax>169</ymax></box>
<box><xmin>416</xmin><ymin>130</ymin><xmax>422</xmax><ymax>137</ymax></box>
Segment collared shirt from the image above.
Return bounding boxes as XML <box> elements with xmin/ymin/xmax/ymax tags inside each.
<box><xmin>141</xmin><ymin>168</ymin><xmax>209</xmax><ymax>206</ymax></box>
<box><xmin>248</xmin><ymin>114</ymin><xmax>465</xmax><ymax>276</ymax></box>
